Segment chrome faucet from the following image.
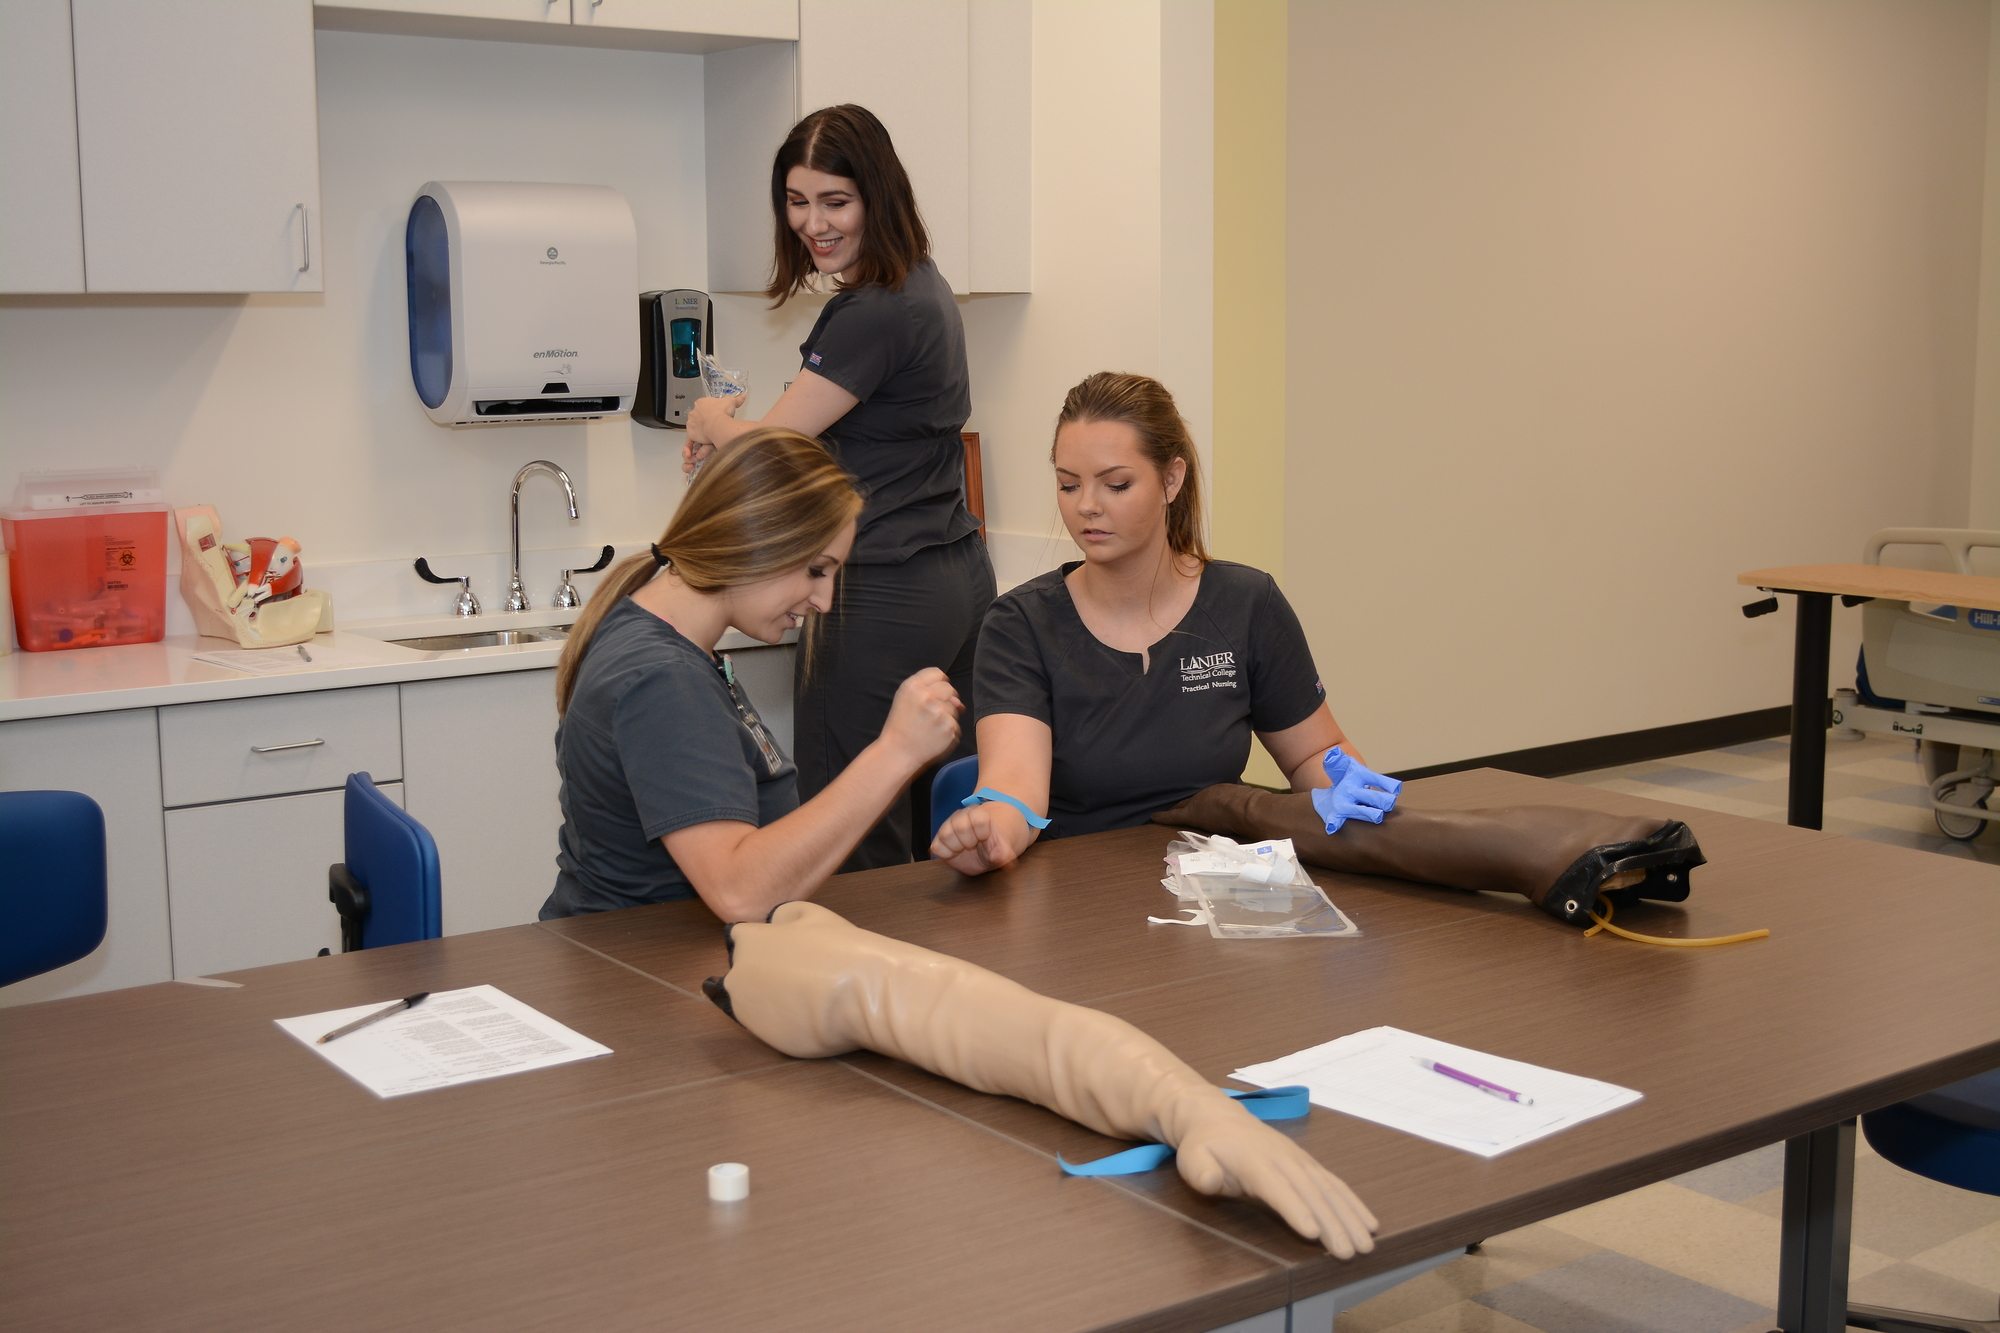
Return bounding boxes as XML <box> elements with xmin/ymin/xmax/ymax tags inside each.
<box><xmin>507</xmin><ymin>460</ymin><xmax>578</xmax><ymax>612</ymax></box>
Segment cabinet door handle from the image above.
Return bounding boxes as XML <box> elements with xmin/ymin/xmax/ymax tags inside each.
<box><xmin>297</xmin><ymin>203</ymin><xmax>311</xmax><ymax>274</ymax></box>
<box><xmin>250</xmin><ymin>738</ymin><xmax>325</xmax><ymax>754</ymax></box>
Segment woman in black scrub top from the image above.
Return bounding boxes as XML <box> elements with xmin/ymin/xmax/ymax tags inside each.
<box><xmin>687</xmin><ymin>103</ymin><xmax>994</xmax><ymax>872</ymax></box>
<box><xmin>930</xmin><ymin>372</ymin><xmax>1369</xmax><ymax>877</ymax></box>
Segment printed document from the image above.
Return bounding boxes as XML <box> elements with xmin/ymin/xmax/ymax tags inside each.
<box><xmin>278</xmin><ymin>985</ymin><xmax>612</xmax><ymax>1098</ymax></box>
<box><xmin>1232</xmin><ymin>1025</ymin><xmax>1640</xmax><ymax>1157</ymax></box>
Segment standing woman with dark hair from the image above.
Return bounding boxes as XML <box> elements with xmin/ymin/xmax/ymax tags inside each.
<box><xmin>685</xmin><ymin>104</ymin><xmax>995</xmax><ymax>871</ymax></box>
<box><xmin>539</xmin><ymin>427</ymin><xmax>962</xmax><ymax>922</ymax></box>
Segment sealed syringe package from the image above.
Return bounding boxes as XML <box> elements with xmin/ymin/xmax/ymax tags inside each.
<box><xmin>1162</xmin><ymin>832</ymin><xmax>1361</xmax><ymax>939</ymax></box>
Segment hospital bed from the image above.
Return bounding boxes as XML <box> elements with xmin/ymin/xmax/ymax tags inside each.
<box><xmin>1830</xmin><ymin>527</ymin><xmax>2000</xmax><ymax>841</ymax></box>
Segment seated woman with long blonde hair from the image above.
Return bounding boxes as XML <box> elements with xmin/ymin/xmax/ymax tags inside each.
<box><xmin>542</xmin><ymin>428</ymin><xmax>961</xmax><ymax>921</ymax></box>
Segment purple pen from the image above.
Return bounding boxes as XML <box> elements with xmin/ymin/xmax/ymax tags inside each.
<box><xmin>1415</xmin><ymin>1056</ymin><xmax>1535</xmax><ymax>1106</ymax></box>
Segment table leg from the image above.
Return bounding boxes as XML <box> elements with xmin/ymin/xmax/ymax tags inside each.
<box><xmin>1786</xmin><ymin>592</ymin><xmax>1834</xmax><ymax>829</ymax></box>
<box><xmin>1775</xmin><ymin>1120</ymin><xmax>1855</xmax><ymax>1333</ymax></box>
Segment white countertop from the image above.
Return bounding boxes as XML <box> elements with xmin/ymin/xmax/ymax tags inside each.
<box><xmin>0</xmin><ymin>609</ymin><xmax>788</xmax><ymax>722</ymax></box>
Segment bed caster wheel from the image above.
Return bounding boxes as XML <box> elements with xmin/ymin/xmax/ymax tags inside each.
<box><xmin>1935</xmin><ymin>779</ymin><xmax>1993</xmax><ymax>842</ymax></box>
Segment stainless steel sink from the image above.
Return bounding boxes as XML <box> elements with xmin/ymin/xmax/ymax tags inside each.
<box><xmin>388</xmin><ymin>626</ymin><xmax>571</xmax><ymax>651</ymax></box>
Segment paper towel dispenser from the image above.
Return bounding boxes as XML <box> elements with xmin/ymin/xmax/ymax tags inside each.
<box><xmin>405</xmin><ymin>181</ymin><xmax>638</xmax><ymax>427</ymax></box>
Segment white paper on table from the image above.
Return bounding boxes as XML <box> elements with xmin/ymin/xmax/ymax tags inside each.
<box><xmin>276</xmin><ymin>984</ymin><xmax>612</xmax><ymax>1098</ymax></box>
<box><xmin>1231</xmin><ymin>1025</ymin><xmax>1640</xmax><ymax>1157</ymax></box>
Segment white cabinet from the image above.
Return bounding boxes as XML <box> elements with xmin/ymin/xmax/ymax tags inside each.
<box><xmin>0</xmin><ymin>710</ymin><xmax>172</xmax><ymax>1005</ymax></box>
<box><xmin>798</xmin><ymin>0</ymin><xmax>970</xmax><ymax>292</ymax></box>
<box><xmin>157</xmin><ymin>686</ymin><xmax>403</xmax><ymax>808</ymax></box>
<box><xmin>708</xmin><ymin>0</ymin><xmax>1030</xmax><ymax>296</ymax></box>
<box><xmin>157</xmin><ymin>687</ymin><xmax>402</xmax><ymax>977</ymax></box>
<box><xmin>578</xmin><ymin>0</ymin><xmax>794</xmax><ymax>42</ymax></box>
<box><xmin>317</xmin><ymin>0</ymin><xmax>569</xmax><ymax>27</ymax></box>
<box><xmin>0</xmin><ymin>0</ymin><xmax>86</xmax><ymax>292</ymax></box>
<box><xmin>68</xmin><ymin>0</ymin><xmax>324</xmax><ymax>293</ymax></box>
<box><xmin>964</xmin><ymin>0</ymin><xmax>1031</xmax><ymax>294</ymax></box>
<box><xmin>401</xmin><ymin>671</ymin><xmax>565</xmax><ymax>936</ymax></box>
<box><xmin>315</xmin><ymin>0</ymin><xmax>795</xmax><ymax>49</ymax></box>
<box><xmin>0</xmin><ymin>0</ymin><xmax>325</xmax><ymax>293</ymax></box>
<box><xmin>166</xmin><ymin>783</ymin><xmax>404</xmax><ymax>976</ymax></box>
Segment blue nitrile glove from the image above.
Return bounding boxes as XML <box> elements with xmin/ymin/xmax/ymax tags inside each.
<box><xmin>1309</xmin><ymin>747</ymin><xmax>1403</xmax><ymax>834</ymax></box>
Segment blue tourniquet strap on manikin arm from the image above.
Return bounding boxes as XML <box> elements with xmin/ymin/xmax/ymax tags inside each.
<box><xmin>1057</xmin><ymin>1086</ymin><xmax>1313</xmax><ymax>1175</ymax></box>
<box><xmin>961</xmin><ymin>787</ymin><xmax>1052</xmax><ymax>830</ymax></box>
<box><xmin>1310</xmin><ymin>747</ymin><xmax>1402</xmax><ymax>834</ymax></box>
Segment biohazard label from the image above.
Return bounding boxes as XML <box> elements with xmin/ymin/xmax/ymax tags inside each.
<box><xmin>100</xmin><ymin>538</ymin><xmax>139</xmax><ymax>573</ymax></box>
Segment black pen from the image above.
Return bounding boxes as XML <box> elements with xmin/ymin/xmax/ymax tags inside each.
<box><xmin>316</xmin><ymin>992</ymin><xmax>429</xmax><ymax>1044</ymax></box>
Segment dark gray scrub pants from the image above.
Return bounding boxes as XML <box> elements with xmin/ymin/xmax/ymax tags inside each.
<box><xmin>792</xmin><ymin>532</ymin><xmax>995</xmax><ymax>872</ymax></box>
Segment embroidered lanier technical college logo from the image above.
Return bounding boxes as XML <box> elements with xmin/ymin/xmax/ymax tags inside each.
<box><xmin>1179</xmin><ymin>650</ymin><xmax>1240</xmax><ymax>694</ymax></box>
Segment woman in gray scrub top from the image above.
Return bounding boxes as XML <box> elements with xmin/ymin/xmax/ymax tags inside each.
<box><xmin>929</xmin><ymin>373</ymin><xmax>1369</xmax><ymax>876</ymax></box>
<box><xmin>539</xmin><ymin>428</ymin><xmax>961</xmax><ymax>922</ymax></box>
<box><xmin>685</xmin><ymin>104</ymin><xmax>995</xmax><ymax>874</ymax></box>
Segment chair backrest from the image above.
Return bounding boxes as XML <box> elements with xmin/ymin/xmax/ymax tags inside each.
<box><xmin>928</xmin><ymin>755</ymin><xmax>980</xmax><ymax>844</ymax></box>
<box><xmin>0</xmin><ymin>790</ymin><xmax>109</xmax><ymax>988</ymax></box>
<box><xmin>343</xmin><ymin>773</ymin><xmax>441</xmax><ymax>949</ymax></box>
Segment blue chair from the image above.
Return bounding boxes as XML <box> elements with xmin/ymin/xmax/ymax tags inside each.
<box><xmin>1847</xmin><ymin>1069</ymin><xmax>2000</xmax><ymax>1333</ymax></box>
<box><xmin>328</xmin><ymin>773</ymin><xmax>441</xmax><ymax>952</ymax></box>
<box><xmin>0</xmin><ymin>790</ymin><xmax>108</xmax><ymax>988</ymax></box>
<box><xmin>927</xmin><ymin>755</ymin><xmax>980</xmax><ymax>844</ymax></box>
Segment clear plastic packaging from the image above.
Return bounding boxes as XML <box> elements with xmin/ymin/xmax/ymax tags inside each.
<box><xmin>698</xmin><ymin>349</ymin><xmax>748</xmax><ymax>400</ymax></box>
<box><xmin>685</xmin><ymin>351</ymin><xmax>749</xmax><ymax>484</ymax></box>
<box><xmin>1161</xmin><ymin>833</ymin><xmax>1361</xmax><ymax>939</ymax></box>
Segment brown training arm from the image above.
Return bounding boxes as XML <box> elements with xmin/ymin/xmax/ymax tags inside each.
<box><xmin>1154</xmin><ymin>785</ymin><xmax>1703</xmax><ymax>925</ymax></box>
<box><xmin>704</xmin><ymin>901</ymin><xmax>1379</xmax><ymax>1258</ymax></box>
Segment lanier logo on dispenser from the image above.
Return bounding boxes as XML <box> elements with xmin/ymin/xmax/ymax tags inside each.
<box><xmin>1180</xmin><ymin>651</ymin><xmax>1239</xmax><ymax>693</ymax></box>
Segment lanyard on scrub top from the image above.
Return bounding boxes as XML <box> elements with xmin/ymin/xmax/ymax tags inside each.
<box><xmin>719</xmin><ymin>654</ymin><xmax>785</xmax><ymax>777</ymax></box>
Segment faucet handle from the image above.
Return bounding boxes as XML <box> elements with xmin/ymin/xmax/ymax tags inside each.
<box><xmin>554</xmin><ymin>545</ymin><xmax>615</xmax><ymax>610</ymax></box>
<box><xmin>414</xmin><ymin>557</ymin><xmax>480</xmax><ymax>617</ymax></box>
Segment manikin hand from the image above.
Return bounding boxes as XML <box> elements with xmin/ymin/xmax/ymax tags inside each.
<box><xmin>707</xmin><ymin>902</ymin><xmax>1379</xmax><ymax>1258</ymax></box>
<box><xmin>1170</xmin><ymin>1099</ymin><xmax>1380</xmax><ymax>1259</ymax></box>
<box><xmin>878</xmin><ymin>668</ymin><xmax>963</xmax><ymax>772</ymax></box>
<box><xmin>929</xmin><ymin>801</ymin><xmax>1036</xmax><ymax>876</ymax></box>
<box><xmin>1310</xmin><ymin>747</ymin><xmax>1402</xmax><ymax>834</ymax></box>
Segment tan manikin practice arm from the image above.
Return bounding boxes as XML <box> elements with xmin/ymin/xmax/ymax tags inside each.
<box><xmin>706</xmin><ymin>901</ymin><xmax>1379</xmax><ymax>1258</ymax></box>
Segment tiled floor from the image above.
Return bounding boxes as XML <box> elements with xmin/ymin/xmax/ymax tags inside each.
<box><xmin>1337</xmin><ymin>734</ymin><xmax>2000</xmax><ymax>1332</ymax></box>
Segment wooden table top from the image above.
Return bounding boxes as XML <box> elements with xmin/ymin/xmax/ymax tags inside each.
<box><xmin>5</xmin><ymin>770</ymin><xmax>1997</xmax><ymax>1329</ymax></box>
<box><xmin>1738</xmin><ymin>561</ymin><xmax>2000</xmax><ymax>612</ymax></box>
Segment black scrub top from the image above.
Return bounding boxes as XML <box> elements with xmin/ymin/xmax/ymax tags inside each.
<box><xmin>974</xmin><ymin>560</ymin><xmax>1327</xmax><ymax>837</ymax></box>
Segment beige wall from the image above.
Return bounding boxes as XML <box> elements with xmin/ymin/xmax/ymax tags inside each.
<box><xmin>1975</xmin><ymin>1</ymin><xmax>2000</xmax><ymax>531</ymax></box>
<box><xmin>1212</xmin><ymin>0</ymin><xmax>1287</xmax><ymax>577</ymax></box>
<box><xmin>1283</xmin><ymin>0</ymin><xmax>1993</xmax><ymax>770</ymax></box>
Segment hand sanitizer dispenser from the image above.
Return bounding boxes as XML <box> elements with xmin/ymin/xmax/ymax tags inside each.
<box><xmin>634</xmin><ymin>289</ymin><xmax>713</xmax><ymax>429</ymax></box>
<box><xmin>405</xmin><ymin>181</ymin><xmax>638</xmax><ymax>427</ymax></box>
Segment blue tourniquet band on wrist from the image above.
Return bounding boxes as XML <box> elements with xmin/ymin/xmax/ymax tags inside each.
<box><xmin>960</xmin><ymin>786</ymin><xmax>1052</xmax><ymax>830</ymax></box>
<box><xmin>1057</xmin><ymin>1086</ymin><xmax>1312</xmax><ymax>1176</ymax></box>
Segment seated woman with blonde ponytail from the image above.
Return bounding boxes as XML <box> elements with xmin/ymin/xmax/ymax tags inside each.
<box><xmin>540</xmin><ymin>428</ymin><xmax>963</xmax><ymax>923</ymax></box>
